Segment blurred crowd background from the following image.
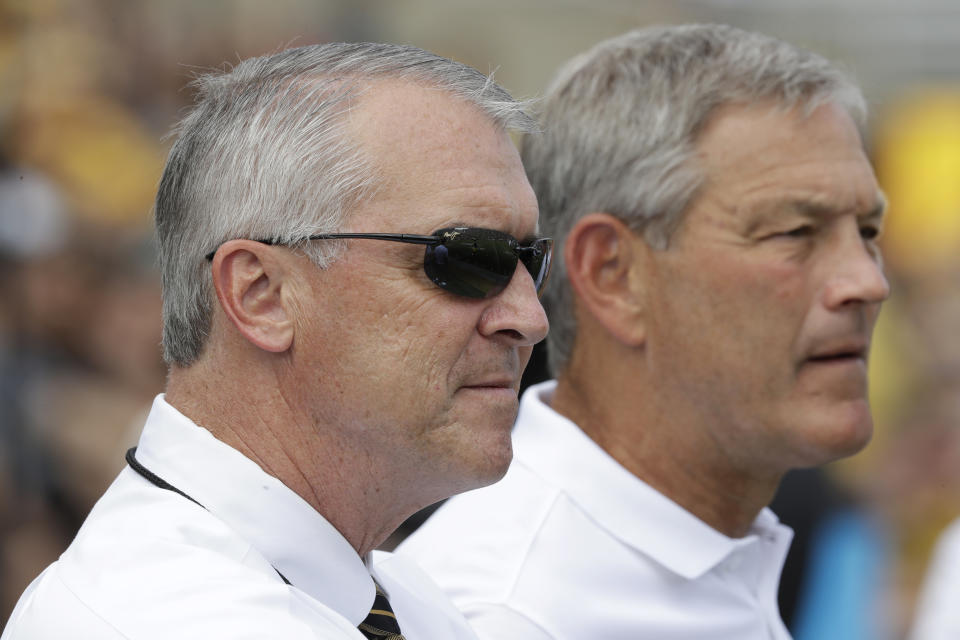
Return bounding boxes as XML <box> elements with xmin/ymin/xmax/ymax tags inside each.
<box><xmin>1</xmin><ymin>0</ymin><xmax>959</xmax><ymax>637</ymax></box>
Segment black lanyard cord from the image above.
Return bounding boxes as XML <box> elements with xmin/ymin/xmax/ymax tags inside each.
<box><xmin>125</xmin><ymin>446</ymin><xmax>292</xmax><ymax>586</ymax></box>
<box><xmin>125</xmin><ymin>447</ymin><xmax>204</xmax><ymax>508</ymax></box>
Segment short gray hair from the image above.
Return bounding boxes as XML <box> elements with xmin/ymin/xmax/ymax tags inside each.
<box><xmin>523</xmin><ymin>23</ymin><xmax>867</xmax><ymax>375</ymax></box>
<box><xmin>157</xmin><ymin>42</ymin><xmax>536</xmax><ymax>366</ymax></box>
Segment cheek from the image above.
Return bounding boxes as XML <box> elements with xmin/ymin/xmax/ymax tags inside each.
<box><xmin>659</xmin><ymin>256</ymin><xmax>806</xmax><ymax>369</ymax></box>
<box><xmin>366</xmin><ymin>298</ymin><xmax>483</xmax><ymax>396</ymax></box>
<box><xmin>769</xmin><ymin>262</ymin><xmax>807</xmax><ymax>303</ymax></box>
<box><xmin>707</xmin><ymin>251</ymin><xmax>806</xmax><ymax>317</ymax></box>
<box><xmin>765</xmin><ymin>262</ymin><xmax>823</xmax><ymax>357</ymax></box>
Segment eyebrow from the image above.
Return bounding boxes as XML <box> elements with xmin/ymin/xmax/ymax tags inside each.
<box><xmin>742</xmin><ymin>191</ymin><xmax>887</xmax><ymax>238</ymax></box>
<box><xmin>783</xmin><ymin>191</ymin><xmax>887</xmax><ymax>223</ymax></box>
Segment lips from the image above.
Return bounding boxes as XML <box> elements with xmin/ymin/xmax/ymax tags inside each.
<box><xmin>458</xmin><ymin>355</ymin><xmax>521</xmax><ymax>392</ymax></box>
<box><xmin>461</xmin><ymin>380</ymin><xmax>516</xmax><ymax>390</ymax></box>
<box><xmin>805</xmin><ymin>340</ymin><xmax>868</xmax><ymax>363</ymax></box>
<box><xmin>458</xmin><ymin>372</ymin><xmax>519</xmax><ymax>393</ymax></box>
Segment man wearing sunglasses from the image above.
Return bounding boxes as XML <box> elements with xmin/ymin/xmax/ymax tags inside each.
<box><xmin>2</xmin><ymin>43</ymin><xmax>549</xmax><ymax>639</ymax></box>
<box><xmin>398</xmin><ymin>24</ymin><xmax>890</xmax><ymax>639</ymax></box>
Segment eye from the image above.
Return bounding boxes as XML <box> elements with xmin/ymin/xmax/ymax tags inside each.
<box><xmin>774</xmin><ymin>225</ymin><xmax>814</xmax><ymax>239</ymax></box>
<box><xmin>860</xmin><ymin>225</ymin><xmax>881</xmax><ymax>241</ymax></box>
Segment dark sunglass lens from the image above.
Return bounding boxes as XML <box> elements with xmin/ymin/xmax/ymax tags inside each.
<box><xmin>424</xmin><ymin>228</ymin><xmax>518</xmax><ymax>299</ymax></box>
<box><xmin>519</xmin><ymin>238</ymin><xmax>552</xmax><ymax>297</ymax></box>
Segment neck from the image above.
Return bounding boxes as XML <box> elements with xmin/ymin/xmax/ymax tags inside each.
<box><xmin>164</xmin><ymin>351</ymin><xmax>416</xmax><ymax>556</ymax></box>
<box><xmin>552</xmin><ymin>356</ymin><xmax>781</xmax><ymax>538</ymax></box>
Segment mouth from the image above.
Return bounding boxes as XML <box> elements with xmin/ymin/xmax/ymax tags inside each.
<box><xmin>458</xmin><ymin>375</ymin><xmax>520</xmax><ymax>395</ymax></box>
<box><xmin>461</xmin><ymin>381</ymin><xmax>516</xmax><ymax>391</ymax></box>
<box><xmin>805</xmin><ymin>343</ymin><xmax>868</xmax><ymax>365</ymax></box>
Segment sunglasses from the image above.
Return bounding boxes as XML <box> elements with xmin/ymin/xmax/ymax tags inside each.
<box><xmin>206</xmin><ymin>227</ymin><xmax>552</xmax><ymax>300</ymax></box>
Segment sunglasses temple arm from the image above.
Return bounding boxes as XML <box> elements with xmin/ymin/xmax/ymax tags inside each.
<box><xmin>306</xmin><ymin>233</ymin><xmax>438</xmax><ymax>246</ymax></box>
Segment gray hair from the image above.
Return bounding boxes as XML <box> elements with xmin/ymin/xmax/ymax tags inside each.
<box><xmin>157</xmin><ymin>42</ymin><xmax>536</xmax><ymax>366</ymax></box>
<box><xmin>523</xmin><ymin>23</ymin><xmax>867</xmax><ymax>375</ymax></box>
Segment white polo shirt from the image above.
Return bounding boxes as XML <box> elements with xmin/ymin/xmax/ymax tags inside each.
<box><xmin>397</xmin><ymin>380</ymin><xmax>794</xmax><ymax>640</ymax></box>
<box><xmin>2</xmin><ymin>395</ymin><xmax>478</xmax><ymax>640</ymax></box>
<box><xmin>910</xmin><ymin>517</ymin><xmax>960</xmax><ymax>640</ymax></box>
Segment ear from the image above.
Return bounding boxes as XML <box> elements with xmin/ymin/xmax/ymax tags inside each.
<box><xmin>564</xmin><ymin>212</ymin><xmax>647</xmax><ymax>347</ymax></box>
<box><xmin>210</xmin><ymin>240</ymin><xmax>294</xmax><ymax>353</ymax></box>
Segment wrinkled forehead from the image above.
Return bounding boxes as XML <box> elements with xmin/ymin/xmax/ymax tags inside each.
<box><xmin>673</xmin><ymin>100</ymin><xmax>882</xmax><ymax>233</ymax></box>
<box><xmin>349</xmin><ymin>80</ymin><xmax>512</xmax><ymax>173</ymax></box>
<box><xmin>345</xmin><ymin>80</ymin><xmax>538</xmax><ymax>236</ymax></box>
<box><xmin>695</xmin><ymin>101</ymin><xmax>875</xmax><ymax>190</ymax></box>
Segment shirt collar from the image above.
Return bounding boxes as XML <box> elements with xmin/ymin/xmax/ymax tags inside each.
<box><xmin>513</xmin><ymin>381</ymin><xmax>792</xmax><ymax>580</ymax></box>
<box><xmin>134</xmin><ymin>394</ymin><xmax>376</xmax><ymax>625</ymax></box>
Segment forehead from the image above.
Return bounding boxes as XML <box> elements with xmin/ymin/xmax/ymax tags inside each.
<box><xmin>345</xmin><ymin>79</ymin><xmax>538</xmax><ymax>235</ymax></box>
<box><xmin>691</xmin><ymin>101</ymin><xmax>881</xmax><ymax>222</ymax></box>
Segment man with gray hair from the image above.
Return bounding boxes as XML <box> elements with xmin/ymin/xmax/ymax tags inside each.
<box><xmin>398</xmin><ymin>24</ymin><xmax>889</xmax><ymax>639</ymax></box>
<box><xmin>3</xmin><ymin>42</ymin><xmax>550</xmax><ymax>639</ymax></box>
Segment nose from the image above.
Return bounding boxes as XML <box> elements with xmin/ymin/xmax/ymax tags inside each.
<box><xmin>477</xmin><ymin>262</ymin><xmax>549</xmax><ymax>346</ymax></box>
<box><xmin>822</xmin><ymin>228</ymin><xmax>891</xmax><ymax>311</ymax></box>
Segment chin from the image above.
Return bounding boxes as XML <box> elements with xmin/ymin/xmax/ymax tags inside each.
<box><xmin>799</xmin><ymin>399</ymin><xmax>875</xmax><ymax>465</ymax></box>
<box><xmin>450</xmin><ymin>438</ymin><xmax>514</xmax><ymax>497</ymax></box>
<box><xmin>474</xmin><ymin>437</ymin><xmax>515</xmax><ymax>486</ymax></box>
<box><xmin>412</xmin><ymin>445</ymin><xmax>513</xmax><ymax>510</ymax></box>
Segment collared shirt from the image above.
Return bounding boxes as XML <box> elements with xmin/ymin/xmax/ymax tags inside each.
<box><xmin>2</xmin><ymin>395</ymin><xmax>477</xmax><ymax>640</ymax></box>
<box><xmin>910</xmin><ymin>517</ymin><xmax>960</xmax><ymax>640</ymax></box>
<box><xmin>397</xmin><ymin>380</ymin><xmax>794</xmax><ymax>640</ymax></box>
